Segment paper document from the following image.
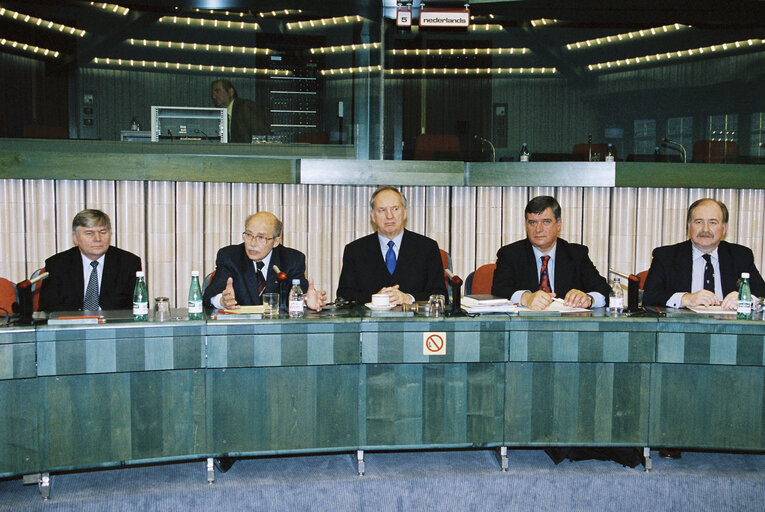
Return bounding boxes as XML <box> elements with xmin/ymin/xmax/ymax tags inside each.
<box><xmin>221</xmin><ymin>305</ymin><xmax>265</xmax><ymax>314</ymax></box>
<box><xmin>688</xmin><ymin>306</ymin><xmax>737</xmax><ymax>316</ymax></box>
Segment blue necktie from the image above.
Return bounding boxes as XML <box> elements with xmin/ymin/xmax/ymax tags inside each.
<box><xmin>385</xmin><ymin>240</ymin><xmax>396</xmax><ymax>275</ymax></box>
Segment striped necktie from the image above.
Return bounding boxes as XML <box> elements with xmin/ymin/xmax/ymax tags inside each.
<box><xmin>84</xmin><ymin>260</ymin><xmax>100</xmax><ymax>310</ymax></box>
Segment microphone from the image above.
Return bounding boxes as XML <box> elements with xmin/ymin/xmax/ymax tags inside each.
<box><xmin>444</xmin><ymin>268</ymin><xmax>463</xmax><ymax>286</ymax></box>
<box><xmin>444</xmin><ymin>269</ymin><xmax>465</xmax><ymax>317</ymax></box>
<box><xmin>661</xmin><ymin>137</ymin><xmax>687</xmax><ymax>163</ymax></box>
<box><xmin>474</xmin><ymin>135</ymin><xmax>496</xmax><ymax>162</ymax></box>
<box><xmin>272</xmin><ymin>264</ymin><xmax>288</xmax><ymax>282</ymax></box>
<box><xmin>16</xmin><ymin>271</ymin><xmax>49</xmax><ymax>290</ymax></box>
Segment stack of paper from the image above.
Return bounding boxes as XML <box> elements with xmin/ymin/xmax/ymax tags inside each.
<box><xmin>461</xmin><ymin>295</ymin><xmax>518</xmax><ymax>314</ymax></box>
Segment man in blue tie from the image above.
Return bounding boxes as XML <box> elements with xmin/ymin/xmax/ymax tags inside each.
<box><xmin>336</xmin><ymin>186</ymin><xmax>447</xmax><ymax>305</ymax></box>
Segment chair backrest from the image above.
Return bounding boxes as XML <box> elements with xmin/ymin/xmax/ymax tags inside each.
<box><xmin>414</xmin><ymin>134</ymin><xmax>461</xmax><ymax>161</ymax></box>
<box><xmin>465</xmin><ymin>263</ymin><xmax>496</xmax><ymax>295</ymax></box>
<box><xmin>202</xmin><ymin>270</ymin><xmax>216</xmax><ymax>295</ymax></box>
<box><xmin>692</xmin><ymin>140</ymin><xmax>738</xmax><ymax>163</ymax></box>
<box><xmin>0</xmin><ymin>278</ymin><xmax>17</xmax><ymax>316</ymax></box>
<box><xmin>637</xmin><ymin>270</ymin><xmax>649</xmax><ymax>290</ymax></box>
<box><xmin>30</xmin><ymin>267</ymin><xmax>45</xmax><ymax>312</ymax></box>
<box><xmin>572</xmin><ymin>143</ymin><xmax>609</xmax><ymax>161</ymax></box>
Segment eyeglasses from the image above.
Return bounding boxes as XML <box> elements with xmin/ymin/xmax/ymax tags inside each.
<box><xmin>242</xmin><ymin>231</ymin><xmax>275</xmax><ymax>245</ymax></box>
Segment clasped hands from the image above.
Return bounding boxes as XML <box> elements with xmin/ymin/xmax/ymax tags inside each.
<box><xmin>681</xmin><ymin>290</ymin><xmax>738</xmax><ymax>310</ymax></box>
<box><xmin>375</xmin><ymin>284</ymin><xmax>413</xmax><ymax>306</ymax></box>
<box><xmin>221</xmin><ymin>277</ymin><xmax>327</xmax><ymax>311</ymax></box>
<box><xmin>520</xmin><ymin>289</ymin><xmax>593</xmax><ymax>311</ymax></box>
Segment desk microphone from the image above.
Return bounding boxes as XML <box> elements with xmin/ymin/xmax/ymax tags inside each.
<box><xmin>474</xmin><ymin>135</ymin><xmax>496</xmax><ymax>162</ymax></box>
<box><xmin>272</xmin><ymin>265</ymin><xmax>288</xmax><ymax>282</ymax></box>
<box><xmin>16</xmin><ymin>271</ymin><xmax>49</xmax><ymax>290</ymax></box>
<box><xmin>661</xmin><ymin>137</ymin><xmax>687</xmax><ymax>163</ymax></box>
<box><xmin>444</xmin><ymin>269</ymin><xmax>465</xmax><ymax>316</ymax></box>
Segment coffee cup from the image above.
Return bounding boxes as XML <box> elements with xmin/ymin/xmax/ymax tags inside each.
<box><xmin>371</xmin><ymin>293</ymin><xmax>390</xmax><ymax>307</ymax></box>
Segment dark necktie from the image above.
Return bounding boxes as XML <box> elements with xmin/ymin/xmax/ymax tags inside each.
<box><xmin>702</xmin><ymin>254</ymin><xmax>715</xmax><ymax>292</ymax></box>
<box><xmin>385</xmin><ymin>240</ymin><xmax>396</xmax><ymax>275</ymax></box>
<box><xmin>84</xmin><ymin>260</ymin><xmax>100</xmax><ymax>310</ymax></box>
<box><xmin>256</xmin><ymin>261</ymin><xmax>266</xmax><ymax>296</ymax></box>
<box><xmin>539</xmin><ymin>255</ymin><xmax>552</xmax><ymax>293</ymax></box>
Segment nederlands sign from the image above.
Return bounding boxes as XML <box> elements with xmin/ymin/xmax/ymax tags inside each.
<box><xmin>419</xmin><ymin>8</ymin><xmax>470</xmax><ymax>28</ymax></box>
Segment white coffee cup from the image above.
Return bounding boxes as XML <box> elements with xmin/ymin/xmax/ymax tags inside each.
<box><xmin>371</xmin><ymin>293</ymin><xmax>390</xmax><ymax>307</ymax></box>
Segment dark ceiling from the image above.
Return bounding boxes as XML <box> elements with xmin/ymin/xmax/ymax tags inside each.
<box><xmin>2</xmin><ymin>0</ymin><xmax>765</xmax><ymax>80</ymax></box>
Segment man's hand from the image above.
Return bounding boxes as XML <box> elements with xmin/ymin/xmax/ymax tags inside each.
<box><xmin>221</xmin><ymin>277</ymin><xmax>239</xmax><ymax>309</ymax></box>
<box><xmin>680</xmin><ymin>290</ymin><xmax>720</xmax><ymax>308</ymax></box>
<box><xmin>720</xmin><ymin>291</ymin><xmax>739</xmax><ymax>310</ymax></box>
<box><xmin>521</xmin><ymin>290</ymin><xmax>555</xmax><ymax>311</ymax></box>
<box><xmin>305</xmin><ymin>278</ymin><xmax>327</xmax><ymax>311</ymax></box>
<box><xmin>564</xmin><ymin>289</ymin><xmax>593</xmax><ymax>309</ymax></box>
<box><xmin>377</xmin><ymin>284</ymin><xmax>411</xmax><ymax>306</ymax></box>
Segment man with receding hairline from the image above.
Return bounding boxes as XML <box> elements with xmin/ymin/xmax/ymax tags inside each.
<box><xmin>211</xmin><ymin>79</ymin><xmax>268</xmax><ymax>143</ymax></box>
<box><xmin>643</xmin><ymin>197</ymin><xmax>765</xmax><ymax>309</ymax></box>
<box><xmin>203</xmin><ymin>211</ymin><xmax>326</xmax><ymax>311</ymax></box>
<box><xmin>336</xmin><ymin>186</ymin><xmax>447</xmax><ymax>305</ymax></box>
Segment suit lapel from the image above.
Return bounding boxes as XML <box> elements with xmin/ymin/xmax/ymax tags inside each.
<box><xmin>267</xmin><ymin>247</ymin><xmax>280</xmax><ymax>289</ymax></box>
<box><xmin>239</xmin><ymin>246</ymin><xmax>259</xmax><ymax>303</ymax></box>
<box><xmin>522</xmin><ymin>239</ymin><xmax>540</xmax><ymax>290</ymax></box>
<box><xmin>70</xmin><ymin>247</ymin><xmax>86</xmax><ymax>306</ymax></box>
<box><xmin>673</xmin><ymin>240</ymin><xmax>694</xmax><ymax>292</ymax></box>
<box><xmin>553</xmin><ymin>240</ymin><xmax>573</xmax><ymax>294</ymax></box>
<box><xmin>717</xmin><ymin>241</ymin><xmax>737</xmax><ymax>293</ymax></box>
<box><xmin>99</xmin><ymin>247</ymin><xmax>116</xmax><ymax>304</ymax></box>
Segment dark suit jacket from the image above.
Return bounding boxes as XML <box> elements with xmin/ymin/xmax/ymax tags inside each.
<box><xmin>336</xmin><ymin>230</ymin><xmax>447</xmax><ymax>304</ymax></box>
<box><xmin>39</xmin><ymin>246</ymin><xmax>142</xmax><ymax>312</ymax></box>
<box><xmin>229</xmin><ymin>98</ymin><xmax>269</xmax><ymax>143</ymax></box>
<box><xmin>642</xmin><ymin>239</ymin><xmax>765</xmax><ymax>306</ymax></box>
<box><xmin>202</xmin><ymin>243</ymin><xmax>308</xmax><ymax>307</ymax></box>
<box><xmin>491</xmin><ymin>238</ymin><xmax>611</xmax><ymax>301</ymax></box>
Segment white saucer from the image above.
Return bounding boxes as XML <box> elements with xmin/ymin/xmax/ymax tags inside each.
<box><xmin>365</xmin><ymin>302</ymin><xmax>395</xmax><ymax>311</ymax></box>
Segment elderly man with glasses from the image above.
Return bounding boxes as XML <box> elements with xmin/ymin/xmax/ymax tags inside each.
<box><xmin>203</xmin><ymin>211</ymin><xmax>326</xmax><ymax>311</ymax></box>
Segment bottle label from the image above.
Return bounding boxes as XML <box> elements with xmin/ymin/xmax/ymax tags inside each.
<box><xmin>289</xmin><ymin>299</ymin><xmax>304</xmax><ymax>314</ymax></box>
<box><xmin>188</xmin><ymin>300</ymin><xmax>203</xmax><ymax>314</ymax></box>
<box><xmin>609</xmin><ymin>297</ymin><xmax>624</xmax><ymax>310</ymax></box>
<box><xmin>133</xmin><ymin>302</ymin><xmax>149</xmax><ymax>315</ymax></box>
<box><xmin>520</xmin><ymin>155</ymin><xmax>530</xmax><ymax>162</ymax></box>
<box><xmin>605</xmin><ymin>155</ymin><xmax>615</xmax><ymax>162</ymax></box>
<box><xmin>737</xmin><ymin>300</ymin><xmax>752</xmax><ymax>315</ymax></box>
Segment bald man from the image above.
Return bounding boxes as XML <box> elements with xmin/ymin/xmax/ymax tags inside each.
<box><xmin>203</xmin><ymin>212</ymin><xmax>326</xmax><ymax>311</ymax></box>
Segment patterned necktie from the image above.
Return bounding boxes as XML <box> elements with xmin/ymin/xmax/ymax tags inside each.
<box><xmin>385</xmin><ymin>240</ymin><xmax>397</xmax><ymax>275</ymax></box>
<box><xmin>256</xmin><ymin>261</ymin><xmax>266</xmax><ymax>296</ymax></box>
<box><xmin>539</xmin><ymin>255</ymin><xmax>552</xmax><ymax>293</ymax></box>
<box><xmin>702</xmin><ymin>254</ymin><xmax>715</xmax><ymax>292</ymax></box>
<box><xmin>84</xmin><ymin>260</ymin><xmax>100</xmax><ymax>310</ymax></box>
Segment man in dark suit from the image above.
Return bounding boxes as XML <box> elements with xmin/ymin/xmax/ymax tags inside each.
<box><xmin>336</xmin><ymin>186</ymin><xmax>447</xmax><ymax>305</ymax></box>
<box><xmin>39</xmin><ymin>209</ymin><xmax>142</xmax><ymax>312</ymax></box>
<box><xmin>211</xmin><ymin>79</ymin><xmax>269</xmax><ymax>143</ymax></box>
<box><xmin>203</xmin><ymin>211</ymin><xmax>326</xmax><ymax>310</ymax></box>
<box><xmin>643</xmin><ymin>198</ymin><xmax>765</xmax><ymax>309</ymax></box>
<box><xmin>492</xmin><ymin>195</ymin><xmax>610</xmax><ymax>310</ymax></box>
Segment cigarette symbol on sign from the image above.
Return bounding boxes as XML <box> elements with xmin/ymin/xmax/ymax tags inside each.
<box><xmin>426</xmin><ymin>334</ymin><xmax>444</xmax><ymax>352</ymax></box>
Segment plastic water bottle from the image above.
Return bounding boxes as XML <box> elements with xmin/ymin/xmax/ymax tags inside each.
<box><xmin>737</xmin><ymin>272</ymin><xmax>752</xmax><ymax>320</ymax></box>
<box><xmin>608</xmin><ymin>277</ymin><xmax>624</xmax><ymax>312</ymax></box>
<box><xmin>188</xmin><ymin>270</ymin><xmax>203</xmax><ymax>320</ymax></box>
<box><xmin>519</xmin><ymin>143</ymin><xmax>530</xmax><ymax>162</ymax></box>
<box><xmin>288</xmin><ymin>279</ymin><xmax>305</xmax><ymax>318</ymax></box>
<box><xmin>133</xmin><ymin>271</ymin><xmax>149</xmax><ymax>321</ymax></box>
<box><xmin>605</xmin><ymin>143</ymin><xmax>615</xmax><ymax>162</ymax></box>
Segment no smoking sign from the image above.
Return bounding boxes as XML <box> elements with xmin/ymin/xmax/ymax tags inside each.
<box><xmin>423</xmin><ymin>331</ymin><xmax>447</xmax><ymax>356</ymax></box>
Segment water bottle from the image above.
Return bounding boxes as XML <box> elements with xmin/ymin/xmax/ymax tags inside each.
<box><xmin>605</xmin><ymin>143</ymin><xmax>615</xmax><ymax>162</ymax></box>
<box><xmin>608</xmin><ymin>277</ymin><xmax>624</xmax><ymax>312</ymax></box>
<box><xmin>653</xmin><ymin>146</ymin><xmax>661</xmax><ymax>162</ymax></box>
<box><xmin>133</xmin><ymin>271</ymin><xmax>149</xmax><ymax>321</ymax></box>
<box><xmin>737</xmin><ymin>272</ymin><xmax>752</xmax><ymax>320</ymax></box>
<box><xmin>288</xmin><ymin>279</ymin><xmax>305</xmax><ymax>318</ymax></box>
<box><xmin>519</xmin><ymin>143</ymin><xmax>530</xmax><ymax>162</ymax></box>
<box><xmin>188</xmin><ymin>270</ymin><xmax>203</xmax><ymax>320</ymax></box>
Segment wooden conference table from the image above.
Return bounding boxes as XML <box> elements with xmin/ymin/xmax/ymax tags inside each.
<box><xmin>1</xmin><ymin>307</ymin><xmax>764</xmax><ymax>492</ymax></box>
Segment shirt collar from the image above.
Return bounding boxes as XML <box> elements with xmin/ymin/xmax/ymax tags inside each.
<box><xmin>254</xmin><ymin>249</ymin><xmax>273</xmax><ymax>273</ymax></box>
<box><xmin>531</xmin><ymin>242</ymin><xmax>557</xmax><ymax>262</ymax></box>
<box><xmin>692</xmin><ymin>244</ymin><xmax>719</xmax><ymax>262</ymax></box>
<box><xmin>378</xmin><ymin>230</ymin><xmax>404</xmax><ymax>251</ymax></box>
<box><xmin>80</xmin><ymin>251</ymin><xmax>106</xmax><ymax>269</ymax></box>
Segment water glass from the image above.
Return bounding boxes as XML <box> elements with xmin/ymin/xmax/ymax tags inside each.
<box><xmin>263</xmin><ymin>292</ymin><xmax>280</xmax><ymax>316</ymax></box>
<box><xmin>428</xmin><ymin>294</ymin><xmax>445</xmax><ymax>317</ymax></box>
